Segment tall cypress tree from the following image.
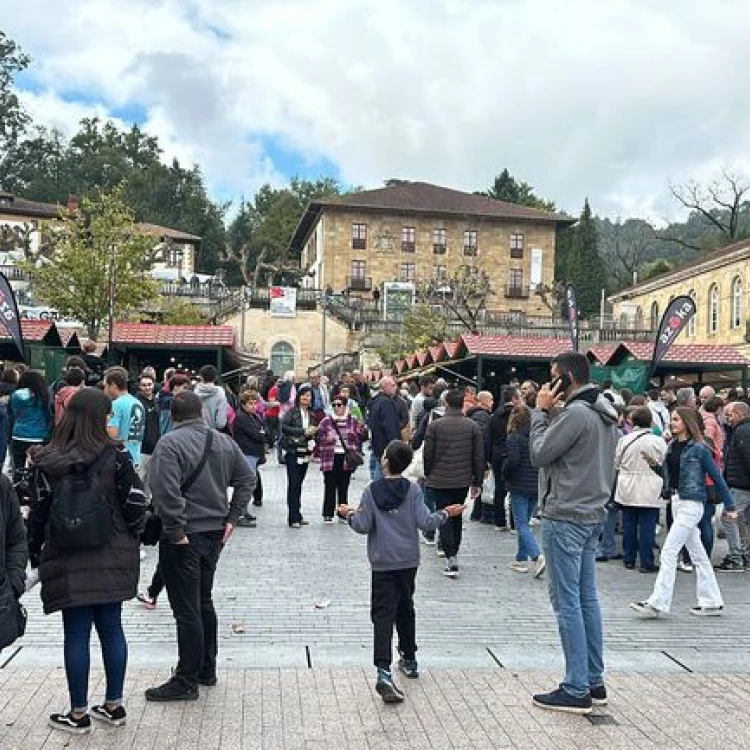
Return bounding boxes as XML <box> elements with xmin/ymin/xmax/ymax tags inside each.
<box><xmin>566</xmin><ymin>199</ymin><xmax>606</xmax><ymax>318</ymax></box>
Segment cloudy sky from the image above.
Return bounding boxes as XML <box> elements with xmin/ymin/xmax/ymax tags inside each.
<box><xmin>4</xmin><ymin>0</ymin><xmax>750</xmax><ymax>220</ymax></box>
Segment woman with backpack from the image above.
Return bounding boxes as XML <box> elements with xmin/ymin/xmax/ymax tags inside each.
<box><xmin>27</xmin><ymin>389</ymin><xmax>147</xmax><ymax>735</ymax></box>
<box><xmin>10</xmin><ymin>370</ymin><xmax>52</xmax><ymax>474</ymax></box>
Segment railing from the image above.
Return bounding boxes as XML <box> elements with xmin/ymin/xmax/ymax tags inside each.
<box><xmin>0</xmin><ymin>265</ymin><xmax>29</xmax><ymax>281</ymax></box>
<box><xmin>504</xmin><ymin>284</ymin><xmax>530</xmax><ymax>299</ymax></box>
<box><xmin>308</xmin><ymin>351</ymin><xmax>361</xmax><ymax>379</ymax></box>
<box><xmin>346</xmin><ymin>276</ymin><xmax>372</xmax><ymax>292</ymax></box>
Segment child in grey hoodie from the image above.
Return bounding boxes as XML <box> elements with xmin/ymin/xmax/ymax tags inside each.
<box><xmin>338</xmin><ymin>440</ymin><xmax>465</xmax><ymax>704</ymax></box>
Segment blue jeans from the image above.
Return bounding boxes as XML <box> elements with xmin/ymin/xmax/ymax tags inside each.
<box><xmin>596</xmin><ymin>506</ymin><xmax>619</xmax><ymax>558</ymax></box>
<box><xmin>541</xmin><ymin>519</ymin><xmax>604</xmax><ymax>698</ymax></box>
<box><xmin>370</xmin><ymin>452</ymin><xmax>384</xmax><ymax>482</ymax></box>
<box><xmin>62</xmin><ymin>603</ymin><xmax>127</xmax><ymax>711</ymax></box>
<box><xmin>511</xmin><ymin>494</ymin><xmax>540</xmax><ymax>561</ymax></box>
<box><xmin>622</xmin><ymin>507</ymin><xmax>659</xmax><ymax>568</ymax></box>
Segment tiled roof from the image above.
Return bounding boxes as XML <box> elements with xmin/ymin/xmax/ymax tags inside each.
<box><xmin>443</xmin><ymin>341</ymin><xmax>459</xmax><ymax>358</ymax></box>
<box><xmin>112</xmin><ymin>324</ymin><xmax>235</xmax><ymax>347</ymax></box>
<box><xmin>136</xmin><ymin>223</ymin><xmax>201</xmax><ymax>242</ymax></box>
<box><xmin>406</xmin><ymin>355</ymin><xmax>419</xmax><ymax>369</ymax></box>
<box><xmin>0</xmin><ymin>319</ymin><xmax>59</xmax><ymax>344</ymax></box>
<box><xmin>394</xmin><ymin>360</ymin><xmax>406</xmax><ymax>373</ymax></box>
<box><xmin>587</xmin><ymin>345</ymin><xmax>617</xmax><ymax>364</ymax></box>
<box><xmin>429</xmin><ymin>345</ymin><xmax>445</xmax><ymax>362</ymax></box>
<box><xmin>417</xmin><ymin>352</ymin><xmax>428</xmax><ymax>366</ymax></box>
<box><xmin>461</xmin><ymin>335</ymin><xmax>574</xmax><ymax>360</ymax></box>
<box><xmin>609</xmin><ymin>342</ymin><xmax>749</xmax><ymax>367</ymax></box>
<box><xmin>58</xmin><ymin>328</ymin><xmax>80</xmax><ymax>347</ymax></box>
<box><xmin>0</xmin><ymin>194</ymin><xmax>60</xmax><ymax>219</ymax></box>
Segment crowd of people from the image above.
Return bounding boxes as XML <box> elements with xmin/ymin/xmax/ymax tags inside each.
<box><xmin>1</xmin><ymin>348</ymin><xmax>748</xmax><ymax>731</ymax></box>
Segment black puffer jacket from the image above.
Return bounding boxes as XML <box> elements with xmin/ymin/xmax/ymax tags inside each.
<box><xmin>466</xmin><ymin>406</ymin><xmax>492</xmax><ymax>464</ymax></box>
<box><xmin>0</xmin><ymin>476</ymin><xmax>28</xmax><ymax>599</ymax></box>
<box><xmin>488</xmin><ymin>403</ymin><xmax>513</xmax><ymax>463</ymax></box>
<box><xmin>27</xmin><ymin>444</ymin><xmax>146</xmax><ymax>615</ymax></box>
<box><xmin>725</xmin><ymin>417</ymin><xmax>750</xmax><ymax>490</ymax></box>
<box><xmin>504</xmin><ymin>424</ymin><xmax>538</xmax><ymax>500</ymax></box>
<box><xmin>424</xmin><ymin>407</ymin><xmax>485</xmax><ymax>489</ymax></box>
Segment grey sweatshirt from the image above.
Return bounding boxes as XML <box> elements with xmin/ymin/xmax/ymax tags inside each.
<box><xmin>348</xmin><ymin>478</ymin><xmax>447</xmax><ymax>571</ymax></box>
<box><xmin>150</xmin><ymin>419</ymin><xmax>255</xmax><ymax>542</ymax></box>
<box><xmin>530</xmin><ymin>385</ymin><xmax>619</xmax><ymax>525</ymax></box>
<box><xmin>194</xmin><ymin>383</ymin><xmax>229</xmax><ymax>430</ymax></box>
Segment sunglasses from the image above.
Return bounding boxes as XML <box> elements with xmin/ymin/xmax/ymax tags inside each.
<box><xmin>332</xmin><ymin>402</ymin><xmax>344</xmax><ymax>407</ymax></box>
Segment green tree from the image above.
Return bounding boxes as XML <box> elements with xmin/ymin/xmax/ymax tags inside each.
<box><xmin>478</xmin><ymin>168</ymin><xmax>557</xmax><ymax>212</ymax></box>
<box><xmin>154</xmin><ymin>298</ymin><xmax>207</xmax><ymax>325</ymax></box>
<box><xmin>21</xmin><ymin>187</ymin><xmax>159</xmax><ymax>338</ymax></box>
<box><xmin>565</xmin><ymin>199</ymin><xmax>606</xmax><ymax>318</ymax></box>
<box><xmin>0</xmin><ymin>31</ymin><xmax>31</xmax><ymax>168</ymax></box>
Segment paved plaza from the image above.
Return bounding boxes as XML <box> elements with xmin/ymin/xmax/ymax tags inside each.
<box><xmin>2</xmin><ymin>457</ymin><xmax>750</xmax><ymax>748</ymax></box>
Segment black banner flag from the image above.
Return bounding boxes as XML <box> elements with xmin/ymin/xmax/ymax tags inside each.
<box><xmin>0</xmin><ymin>272</ymin><xmax>25</xmax><ymax>361</ymax></box>
<box><xmin>649</xmin><ymin>295</ymin><xmax>696</xmax><ymax>376</ymax></box>
<box><xmin>565</xmin><ymin>284</ymin><xmax>579</xmax><ymax>352</ymax></box>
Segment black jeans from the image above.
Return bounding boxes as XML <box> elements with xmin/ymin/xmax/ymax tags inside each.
<box><xmin>253</xmin><ymin>471</ymin><xmax>263</xmax><ymax>505</ymax></box>
<box><xmin>285</xmin><ymin>456</ymin><xmax>308</xmax><ymax>525</ymax></box>
<box><xmin>322</xmin><ymin>454</ymin><xmax>353</xmax><ymax>517</ymax></box>
<box><xmin>492</xmin><ymin>458</ymin><xmax>513</xmax><ymax>528</ymax></box>
<box><xmin>371</xmin><ymin>568</ymin><xmax>417</xmax><ymax>670</ymax></box>
<box><xmin>160</xmin><ymin>531</ymin><xmax>222</xmax><ymax>686</ymax></box>
<box><xmin>428</xmin><ymin>486</ymin><xmax>468</xmax><ymax>559</ymax></box>
<box><xmin>265</xmin><ymin>415</ymin><xmax>279</xmax><ymax>447</ymax></box>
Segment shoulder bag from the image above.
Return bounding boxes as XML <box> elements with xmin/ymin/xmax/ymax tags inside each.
<box><xmin>607</xmin><ymin>431</ymin><xmax>650</xmax><ymax>509</ymax></box>
<box><xmin>141</xmin><ymin>430</ymin><xmax>215</xmax><ymax>545</ymax></box>
<box><xmin>331</xmin><ymin>420</ymin><xmax>364</xmax><ymax>468</ymax></box>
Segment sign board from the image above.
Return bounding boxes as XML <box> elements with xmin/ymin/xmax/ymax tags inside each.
<box><xmin>269</xmin><ymin>286</ymin><xmax>297</xmax><ymax>317</ymax></box>
<box><xmin>382</xmin><ymin>282</ymin><xmax>415</xmax><ymax>321</ymax></box>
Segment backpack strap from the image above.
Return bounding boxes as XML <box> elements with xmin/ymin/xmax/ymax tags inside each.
<box><xmin>181</xmin><ymin>430</ymin><xmax>214</xmax><ymax>495</ymax></box>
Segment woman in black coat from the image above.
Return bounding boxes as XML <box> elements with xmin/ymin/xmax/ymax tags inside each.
<box><xmin>233</xmin><ymin>390</ymin><xmax>266</xmax><ymax>525</ymax></box>
<box><xmin>27</xmin><ymin>389</ymin><xmax>146</xmax><ymax>735</ymax></box>
<box><xmin>281</xmin><ymin>385</ymin><xmax>317</xmax><ymax>528</ymax></box>
<box><xmin>0</xmin><ymin>472</ymin><xmax>28</xmax><ymax>652</ymax></box>
<box><xmin>504</xmin><ymin>405</ymin><xmax>544</xmax><ymax>577</ymax></box>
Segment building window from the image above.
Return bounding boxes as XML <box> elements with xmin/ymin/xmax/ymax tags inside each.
<box><xmin>401</xmin><ymin>226</ymin><xmax>416</xmax><ymax>253</ymax></box>
<box><xmin>433</xmin><ymin>265</ymin><xmax>447</xmax><ymax>281</ymax></box>
<box><xmin>433</xmin><ymin>228</ymin><xmax>447</xmax><ymax>254</ymax></box>
<box><xmin>709</xmin><ymin>284</ymin><xmax>720</xmax><ymax>333</ymax></box>
<box><xmin>510</xmin><ymin>233</ymin><xmax>524</xmax><ymax>259</ymax></box>
<box><xmin>650</xmin><ymin>301</ymin><xmax>659</xmax><ymax>331</ymax></box>
<box><xmin>463</xmin><ymin>230</ymin><xmax>478</xmax><ymax>257</ymax></box>
<box><xmin>352</xmin><ymin>223</ymin><xmax>367</xmax><ymax>250</ymax></box>
<box><xmin>351</xmin><ymin>260</ymin><xmax>366</xmax><ymax>279</ymax></box>
<box><xmin>270</xmin><ymin>341</ymin><xmax>295</xmax><ymax>375</ymax></box>
<box><xmin>732</xmin><ymin>276</ymin><xmax>743</xmax><ymax>329</ymax></box>
<box><xmin>688</xmin><ymin>290</ymin><xmax>696</xmax><ymax>336</ymax></box>
<box><xmin>400</xmin><ymin>263</ymin><xmax>416</xmax><ymax>282</ymax></box>
<box><xmin>635</xmin><ymin>306</ymin><xmax>643</xmax><ymax>328</ymax></box>
<box><xmin>506</xmin><ymin>269</ymin><xmax>526</xmax><ymax>298</ymax></box>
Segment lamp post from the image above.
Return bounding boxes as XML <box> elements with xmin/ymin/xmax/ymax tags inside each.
<box><xmin>319</xmin><ymin>285</ymin><xmax>333</xmax><ymax>376</ymax></box>
<box><xmin>107</xmin><ymin>242</ymin><xmax>116</xmax><ymax>364</ymax></box>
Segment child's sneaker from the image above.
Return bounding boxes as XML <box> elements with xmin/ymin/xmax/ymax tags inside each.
<box><xmin>48</xmin><ymin>711</ymin><xmax>92</xmax><ymax>734</ymax></box>
<box><xmin>375</xmin><ymin>669</ymin><xmax>404</xmax><ymax>704</ymax></box>
<box><xmin>91</xmin><ymin>703</ymin><xmax>127</xmax><ymax>726</ymax></box>
<box><xmin>397</xmin><ymin>657</ymin><xmax>419</xmax><ymax>679</ymax></box>
<box><xmin>137</xmin><ymin>593</ymin><xmax>156</xmax><ymax>610</ymax></box>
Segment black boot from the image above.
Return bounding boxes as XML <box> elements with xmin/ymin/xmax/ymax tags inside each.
<box><xmin>145</xmin><ymin>676</ymin><xmax>198</xmax><ymax>702</ymax></box>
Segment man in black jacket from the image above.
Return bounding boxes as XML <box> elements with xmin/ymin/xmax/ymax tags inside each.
<box><xmin>487</xmin><ymin>385</ymin><xmax>522</xmax><ymax>528</ymax></box>
<box><xmin>367</xmin><ymin>378</ymin><xmax>402</xmax><ymax>482</ymax></box>
<box><xmin>467</xmin><ymin>391</ymin><xmax>493</xmax><ymax>520</ymax></box>
<box><xmin>716</xmin><ymin>401</ymin><xmax>750</xmax><ymax>571</ymax></box>
<box><xmin>145</xmin><ymin>391</ymin><xmax>255</xmax><ymax>702</ymax></box>
<box><xmin>136</xmin><ymin>373</ymin><xmax>161</xmax><ymax>499</ymax></box>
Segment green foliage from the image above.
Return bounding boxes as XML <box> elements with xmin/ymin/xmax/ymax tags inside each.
<box><xmin>225</xmin><ymin>177</ymin><xmax>342</xmax><ymax>285</ymax></box>
<box><xmin>0</xmin><ymin>31</ymin><xmax>31</xmax><ymax>161</ymax></box>
<box><xmin>478</xmin><ymin>168</ymin><xmax>557</xmax><ymax>212</ymax></box>
<box><xmin>20</xmin><ymin>187</ymin><xmax>159</xmax><ymax>338</ymax></box>
<box><xmin>375</xmin><ymin>303</ymin><xmax>449</xmax><ymax>366</ymax></box>
<box><xmin>153</xmin><ymin>298</ymin><xmax>207</xmax><ymax>326</ymax></box>
<box><xmin>564</xmin><ymin>199</ymin><xmax>606</xmax><ymax>318</ymax></box>
<box><xmin>642</xmin><ymin>258</ymin><xmax>673</xmax><ymax>280</ymax></box>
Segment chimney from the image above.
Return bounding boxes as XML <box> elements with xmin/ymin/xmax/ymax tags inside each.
<box><xmin>67</xmin><ymin>195</ymin><xmax>79</xmax><ymax>215</ymax></box>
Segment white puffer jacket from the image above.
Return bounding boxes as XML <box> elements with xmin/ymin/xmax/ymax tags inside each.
<box><xmin>614</xmin><ymin>429</ymin><xmax>667</xmax><ymax>508</ymax></box>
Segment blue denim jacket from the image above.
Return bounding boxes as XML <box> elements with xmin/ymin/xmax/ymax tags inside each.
<box><xmin>667</xmin><ymin>440</ymin><xmax>734</xmax><ymax>509</ymax></box>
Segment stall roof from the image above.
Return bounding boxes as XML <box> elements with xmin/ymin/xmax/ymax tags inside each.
<box><xmin>0</xmin><ymin>320</ymin><xmax>63</xmax><ymax>346</ymax></box>
<box><xmin>605</xmin><ymin>342</ymin><xmax>748</xmax><ymax>368</ymax></box>
<box><xmin>112</xmin><ymin>323</ymin><xmax>235</xmax><ymax>348</ymax></box>
<box><xmin>460</xmin><ymin>334</ymin><xmax>574</xmax><ymax>360</ymax></box>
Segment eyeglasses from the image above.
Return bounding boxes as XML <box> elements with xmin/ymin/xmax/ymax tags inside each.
<box><xmin>332</xmin><ymin>402</ymin><xmax>344</xmax><ymax>407</ymax></box>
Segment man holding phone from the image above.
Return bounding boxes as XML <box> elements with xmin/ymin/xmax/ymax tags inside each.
<box><xmin>528</xmin><ymin>352</ymin><xmax>619</xmax><ymax>715</ymax></box>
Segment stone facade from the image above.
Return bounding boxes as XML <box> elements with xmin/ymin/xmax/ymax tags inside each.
<box><xmin>225</xmin><ymin>307</ymin><xmax>354</xmax><ymax>377</ymax></box>
<box><xmin>609</xmin><ymin>239</ymin><xmax>750</xmax><ymax>351</ymax></box>
<box><xmin>301</xmin><ymin>208</ymin><xmax>558</xmax><ymax>316</ymax></box>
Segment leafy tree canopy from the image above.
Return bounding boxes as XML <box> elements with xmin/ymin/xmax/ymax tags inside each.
<box><xmin>478</xmin><ymin>168</ymin><xmax>557</xmax><ymax>212</ymax></box>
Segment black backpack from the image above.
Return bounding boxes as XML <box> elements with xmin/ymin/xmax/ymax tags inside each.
<box><xmin>49</xmin><ymin>448</ymin><xmax>115</xmax><ymax>551</ymax></box>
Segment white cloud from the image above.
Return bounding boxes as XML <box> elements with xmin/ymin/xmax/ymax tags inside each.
<box><xmin>4</xmin><ymin>0</ymin><xmax>750</xmax><ymax>219</ymax></box>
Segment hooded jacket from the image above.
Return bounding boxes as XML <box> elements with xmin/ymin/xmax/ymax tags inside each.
<box><xmin>530</xmin><ymin>384</ymin><xmax>619</xmax><ymax>524</ymax></box>
<box><xmin>27</xmin><ymin>444</ymin><xmax>146</xmax><ymax>614</ymax></box>
<box><xmin>194</xmin><ymin>383</ymin><xmax>229</xmax><ymax>430</ymax></box>
<box><xmin>149</xmin><ymin>418</ymin><xmax>255</xmax><ymax>542</ymax></box>
<box><xmin>348</xmin><ymin>478</ymin><xmax>447</xmax><ymax>571</ymax></box>
<box><xmin>11</xmin><ymin>388</ymin><xmax>51</xmax><ymax>441</ymax></box>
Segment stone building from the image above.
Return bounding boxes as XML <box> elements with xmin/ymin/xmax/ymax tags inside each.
<box><xmin>292</xmin><ymin>181</ymin><xmax>574</xmax><ymax>316</ymax></box>
<box><xmin>608</xmin><ymin>237</ymin><xmax>750</xmax><ymax>354</ymax></box>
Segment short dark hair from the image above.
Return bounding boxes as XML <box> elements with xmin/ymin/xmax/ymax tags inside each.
<box><xmin>65</xmin><ymin>355</ymin><xmax>87</xmax><ymax>371</ymax></box>
<box><xmin>419</xmin><ymin>375</ymin><xmax>437</xmax><ymax>389</ymax></box>
<box><xmin>629</xmin><ymin>406</ymin><xmax>653</xmax><ymax>429</ymax></box>
<box><xmin>171</xmin><ymin>390</ymin><xmax>203</xmax><ymax>422</ymax></box>
<box><xmin>169</xmin><ymin>373</ymin><xmax>191</xmax><ymax>391</ymax></box>
<box><xmin>383</xmin><ymin>440</ymin><xmax>413</xmax><ymax>475</ymax></box>
<box><xmin>199</xmin><ymin>364</ymin><xmax>218</xmax><ymax>383</ymax></box>
<box><xmin>552</xmin><ymin>352</ymin><xmax>589</xmax><ymax>385</ymax></box>
<box><xmin>0</xmin><ymin>368</ymin><xmax>18</xmax><ymax>385</ymax></box>
<box><xmin>445</xmin><ymin>388</ymin><xmax>464</xmax><ymax>409</ymax></box>
<box><xmin>500</xmin><ymin>385</ymin><xmax>519</xmax><ymax>405</ymax></box>
<box><xmin>647</xmin><ymin>388</ymin><xmax>660</xmax><ymax>401</ymax></box>
<box><xmin>703</xmin><ymin>395</ymin><xmax>724</xmax><ymax>414</ymax></box>
<box><xmin>64</xmin><ymin>368</ymin><xmax>85</xmax><ymax>387</ymax></box>
<box><xmin>104</xmin><ymin>369</ymin><xmax>127</xmax><ymax>391</ymax></box>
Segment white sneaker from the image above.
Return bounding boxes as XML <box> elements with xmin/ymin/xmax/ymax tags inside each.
<box><xmin>677</xmin><ymin>561</ymin><xmax>693</xmax><ymax>573</ymax></box>
<box><xmin>534</xmin><ymin>554</ymin><xmax>546</xmax><ymax>578</ymax></box>
<box><xmin>139</xmin><ymin>549</ymin><xmax>147</xmax><ymax>561</ymax></box>
<box><xmin>630</xmin><ymin>600</ymin><xmax>664</xmax><ymax>619</ymax></box>
<box><xmin>510</xmin><ymin>561</ymin><xmax>529</xmax><ymax>573</ymax></box>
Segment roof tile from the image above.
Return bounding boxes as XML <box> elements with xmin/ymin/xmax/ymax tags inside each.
<box><xmin>112</xmin><ymin>323</ymin><xmax>235</xmax><ymax>347</ymax></box>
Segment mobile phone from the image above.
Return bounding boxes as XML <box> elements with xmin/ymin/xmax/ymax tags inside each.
<box><xmin>552</xmin><ymin>373</ymin><xmax>572</xmax><ymax>392</ymax></box>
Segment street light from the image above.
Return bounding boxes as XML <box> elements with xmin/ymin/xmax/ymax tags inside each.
<box><xmin>107</xmin><ymin>242</ymin><xmax>116</xmax><ymax>365</ymax></box>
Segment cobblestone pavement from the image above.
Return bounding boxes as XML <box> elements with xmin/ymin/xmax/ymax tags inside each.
<box><xmin>3</xmin><ymin>456</ymin><xmax>750</xmax><ymax>747</ymax></box>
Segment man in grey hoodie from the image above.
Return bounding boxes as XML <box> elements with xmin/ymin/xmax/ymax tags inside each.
<box><xmin>339</xmin><ymin>440</ymin><xmax>465</xmax><ymax>704</ymax></box>
<box><xmin>145</xmin><ymin>391</ymin><xmax>255</xmax><ymax>703</ymax></box>
<box><xmin>194</xmin><ymin>364</ymin><xmax>228</xmax><ymax>431</ymax></box>
<box><xmin>529</xmin><ymin>352</ymin><xmax>619</xmax><ymax>716</ymax></box>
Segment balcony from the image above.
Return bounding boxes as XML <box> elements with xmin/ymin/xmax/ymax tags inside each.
<box><xmin>346</xmin><ymin>276</ymin><xmax>372</xmax><ymax>292</ymax></box>
<box><xmin>401</xmin><ymin>241</ymin><xmax>415</xmax><ymax>253</ymax></box>
<box><xmin>504</xmin><ymin>283</ymin><xmax>530</xmax><ymax>299</ymax></box>
<box><xmin>433</xmin><ymin>243</ymin><xmax>447</xmax><ymax>255</ymax></box>
<box><xmin>352</xmin><ymin>238</ymin><xmax>366</xmax><ymax>250</ymax></box>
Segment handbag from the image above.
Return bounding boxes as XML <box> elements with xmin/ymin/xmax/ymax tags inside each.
<box><xmin>141</xmin><ymin>430</ymin><xmax>215</xmax><ymax>546</ymax></box>
<box><xmin>0</xmin><ymin>581</ymin><xmax>26</xmax><ymax>650</ymax></box>
<box><xmin>608</xmin><ymin>432</ymin><xmax>650</xmax><ymax>510</ymax></box>
<box><xmin>331</xmin><ymin>420</ymin><xmax>364</xmax><ymax>468</ymax></box>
